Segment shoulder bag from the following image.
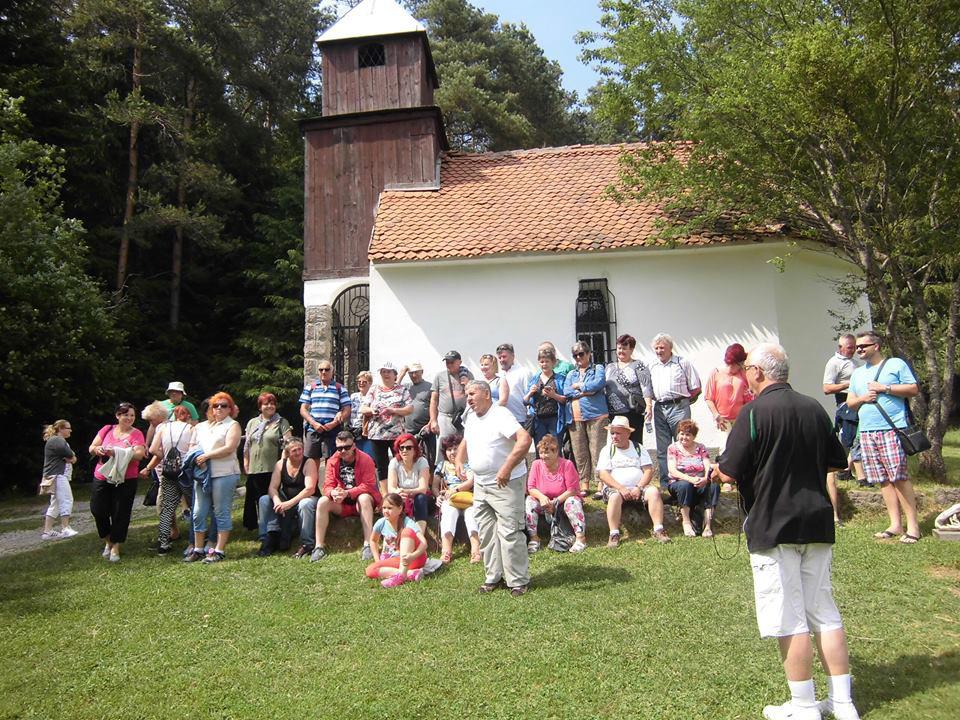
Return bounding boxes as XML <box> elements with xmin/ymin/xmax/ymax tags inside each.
<box><xmin>870</xmin><ymin>359</ymin><xmax>931</xmax><ymax>456</ymax></box>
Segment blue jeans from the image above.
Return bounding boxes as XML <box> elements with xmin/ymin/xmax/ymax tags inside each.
<box><xmin>193</xmin><ymin>473</ymin><xmax>239</xmax><ymax>533</ymax></box>
<box><xmin>668</xmin><ymin>479</ymin><xmax>720</xmax><ymax>509</ymax></box>
<box><xmin>530</xmin><ymin>415</ymin><xmax>566</xmax><ymax>456</ymax></box>
<box><xmin>654</xmin><ymin>400</ymin><xmax>691</xmax><ymax>488</ymax></box>
<box><xmin>257</xmin><ymin>494</ymin><xmax>303</xmax><ymax>549</ymax></box>
<box><xmin>296</xmin><ymin>496</ymin><xmax>320</xmax><ymax>549</ymax></box>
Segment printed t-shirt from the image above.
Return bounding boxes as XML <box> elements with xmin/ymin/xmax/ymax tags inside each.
<box><xmin>363</xmin><ymin>384</ymin><xmax>412</xmax><ymax>440</ymax></box>
<box><xmin>339</xmin><ymin>460</ymin><xmax>357</xmax><ymax>490</ymax></box>
<box><xmin>667</xmin><ymin>441</ymin><xmax>710</xmax><ymax>479</ymax></box>
<box><xmin>372</xmin><ymin>515</ymin><xmax>420</xmax><ymax>558</ymax></box>
<box><xmin>596</xmin><ymin>442</ymin><xmax>652</xmax><ymax>489</ymax></box>
<box><xmin>464</xmin><ymin>405</ymin><xmax>524</xmax><ymax>486</ymax></box>
<box><xmin>162</xmin><ymin>398</ymin><xmax>199</xmax><ymax>421</ymax></box>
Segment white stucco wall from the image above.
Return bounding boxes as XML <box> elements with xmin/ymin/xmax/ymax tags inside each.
<box><xmin>366</xmin><ymin>241</ymin><xmax>867</xmax><ymax>448</ymax></box>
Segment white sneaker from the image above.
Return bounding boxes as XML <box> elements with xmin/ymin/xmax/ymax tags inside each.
<box><xmin>108</xmin><ymin>553</ymin><xmax>121</xmax><ymax>563</ymax></box>
<box><xmin>41</xmin><ymin>530</ymin><xmax>60</xmax><ymax>540</ymax></box>
<box><xmin>102</xmin><ymin>545</ymin><xmax>112</xmax><ymax>558</ymax></box>
<box><xmin>762</xmin><ymin>702</ymin><xmax>821</xmax><ymax>720</ymax></box>
<box><xmin>59</xmin><ymin>527</ymin><xmax>79</xmax><ymax>538</ymax></box>
<box><xmin>527</xmin><ymin>540</ymin><xmax>540</xmax><ymax>554</ymax></box>
<box><xmin>819</xmin><ymin>699</ymin><xmax>860</xmax><ymax>720</ymax></box>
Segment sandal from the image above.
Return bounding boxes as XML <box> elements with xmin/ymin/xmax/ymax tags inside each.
<box><xmin>874</xmin><ymin>529</ymin><xmax>901</xmax><ymax>540</ymax></box>
<box><xmin>440</xmin><ymin>550</ymin><xmax>452</xmax><ymax>564</ymax></box>
<box><xmin>899</xmin><ymin>533</ymin><xmax>921</xmax><ymax>544</ymax></box>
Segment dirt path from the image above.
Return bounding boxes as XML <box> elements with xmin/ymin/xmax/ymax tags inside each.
<box><xmin>0</xmin><ymin>495</ymin><xmax>157</xmax><ymax>557</ymax></box>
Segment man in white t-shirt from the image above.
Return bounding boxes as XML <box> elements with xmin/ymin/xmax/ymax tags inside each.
<box><xmin>457</xmin><ymin>380</ymin><xmax>532</xmax><ymax>596</ymax></box>
<box><xmin>497</xmin><ymin>342</ymin><xmax>532</xmax><ymax>424</ymax></box>
<box><xmin>597</xmin><ymin>416</ymin><xmax>671</xmax><ymax>546</ymax></box>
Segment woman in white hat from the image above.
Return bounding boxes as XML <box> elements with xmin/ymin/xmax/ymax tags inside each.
<box><xmin>360</xmin><ymin>362</ymin><xmax>413</xmax><ymax>493</ymax></box>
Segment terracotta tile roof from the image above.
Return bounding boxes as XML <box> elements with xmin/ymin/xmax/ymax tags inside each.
<box><xmin>368</xmin><ymin>143</ymin><xmax>784</xmax><ymax>263</ymax></box>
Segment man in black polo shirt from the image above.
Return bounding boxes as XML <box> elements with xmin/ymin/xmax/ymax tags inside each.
<box><xmin>719</xmin><ymin>344</ymin><xmax>858</xmax><ymax>720</ymax></box>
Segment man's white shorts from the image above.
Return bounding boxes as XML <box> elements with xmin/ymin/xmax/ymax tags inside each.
<box><xmin>749</xmin><ymin>543</ymin><xmax>844</xmax><ymax>638</ymax></box>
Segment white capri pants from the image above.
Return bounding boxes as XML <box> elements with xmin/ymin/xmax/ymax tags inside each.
<box><xmin>45</xmin><ymin>471</ymin><xmax>74</xmax><ymax>518</ymax></box>
<box><xmin>750</xmin><ymin>543</ymin><xmax>844</xmax><ymax>638</ymax></box>
<box><xmin>439</xmin><ymin>501</ymin><xmax>479</xmax><ymax>537</ymax></box>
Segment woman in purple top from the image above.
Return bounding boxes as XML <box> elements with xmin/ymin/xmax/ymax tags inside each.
<box><xmin>667</xmin><ymin>420</ymin><xmax>719</xmax><ymax>537</ymax></box>
<box><xmin>525</xmin><ymin>434</ymin><xmax>587</xmax><ymax>553</ymax></box>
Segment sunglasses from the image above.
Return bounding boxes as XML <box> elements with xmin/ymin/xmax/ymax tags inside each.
<box><xmin>573</xmin><ymin>351</ymin><xmax>587</xmax><ymax>358</ymax></box>
<box><xmin>855</xmin><ymin>343</ymin><xmax>877</xmax><ymax>350</ymax></box>
<box><xmin>398</xmin><ymin>445</ymin><xmax>415</xmax><ymax>451</ymax></box>
<box><xmin>336</xmin><ymin>445</ymin><xmax>355</xmax><ymax>452</ymax></box>
<box><xmin>212</xmin><ymin>403</ymin><xmax>230</xmax><ymax>409</ymax></box>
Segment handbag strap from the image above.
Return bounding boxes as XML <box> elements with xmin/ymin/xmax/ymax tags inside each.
<box><xmin>868</xmin><ymin>358</ymin><xmax>915</xmax><ymax>430</ymax></box>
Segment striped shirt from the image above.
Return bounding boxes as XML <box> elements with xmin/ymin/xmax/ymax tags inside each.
<box><xmin>650</xmin><ymin>354</ymin><xmax>701</xmax><ymax>401</ymax></box>
<box><xmin>299</xmin><ymin>379</ymin><xmax>351</xmax><ymax>426</ymax></box>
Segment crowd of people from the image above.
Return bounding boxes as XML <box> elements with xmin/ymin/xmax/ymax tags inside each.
<box><xmin>36</xmin><ymin>330</ymin><xmax>930</xmax><ymax>720</ymax></box>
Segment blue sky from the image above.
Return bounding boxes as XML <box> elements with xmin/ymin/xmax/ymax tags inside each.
<box><xmin>473</xmin><ymin>0</ymin><xmax>604</xmax><ymax>99</ymax></box>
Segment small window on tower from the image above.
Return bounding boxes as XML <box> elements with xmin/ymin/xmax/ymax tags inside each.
<box><xmin>358</xmin><ymin>43</ymin><xmax>386</xmax><ymax>68</ymax></box>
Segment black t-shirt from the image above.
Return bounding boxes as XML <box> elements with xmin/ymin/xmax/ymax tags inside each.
<box><xmin>719</xmin><ymin>383</ymin><xmax>847</xmax><ymax>553</ymax></box>
<box><xmin>339</xmin><ymin>460</ymin><xmax>356</xmax><ymax>490</ymax></box>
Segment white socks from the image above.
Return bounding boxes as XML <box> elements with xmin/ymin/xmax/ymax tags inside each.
<box><xmin>788</xmin><ymin>679</ymin><xmax>818</xmax><ymax>707</ymax></box>
<box><xmin>827</xmin><ymin>674</ymin><xmax>853</xmax><ymax>703</ymax></box>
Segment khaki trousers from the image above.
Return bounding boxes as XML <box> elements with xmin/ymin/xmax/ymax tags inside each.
<box><xmin>569</xmin><ymin>416</ymin><xmax>610</xmax><ymax>487</ymax></box>
<box><xmin>474</xmin><ymin>475</ymin><xmax>530</xmax><ymax>588</ymax></box>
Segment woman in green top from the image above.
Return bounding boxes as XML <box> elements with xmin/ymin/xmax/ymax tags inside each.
<box><xmin>242</xmin><ymin>392</ymin><xmax>292</xmax><ymax>530</ymax></box>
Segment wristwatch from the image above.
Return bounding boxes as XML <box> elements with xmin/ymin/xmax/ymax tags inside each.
<box><xmin>885</xmin><ymin>384</ymin><xmax>892</xmax><ymax>394</ymax></box>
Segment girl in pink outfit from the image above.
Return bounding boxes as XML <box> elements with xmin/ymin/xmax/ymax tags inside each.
<box><xmin>365</xmin><ymin>493</ymin><xmax>428</xmax><ymax>588</ymax></box>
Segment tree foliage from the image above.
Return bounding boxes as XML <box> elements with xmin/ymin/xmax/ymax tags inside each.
<box><xmin>0</xmin><ymin>91</ymin><xmax>126</xmax><ymax>489</ymax></box>
<box><xmin>407</xmin><ymin>0</ymin><xmax>589</xmax><ymax>151</ymax></box>
<box><xmin>584</xmin><ymin>0</ymin><xmax>960</xmax><ymax>478</ymax></box>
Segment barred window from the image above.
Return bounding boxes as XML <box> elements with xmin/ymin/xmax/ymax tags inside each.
<box><xmin>358</xmin><ymin>43</ymin><xmax>386</xmax><ymax>68</ymax></box>
<box><xmin>575</xmin><ymin>279</ymin><xmax>617</xmax><ymax>363</ymax></box>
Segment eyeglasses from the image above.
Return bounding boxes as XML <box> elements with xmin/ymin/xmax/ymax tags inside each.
<box><xmin>336</xmin><ymin>445</ymin><xmax>355</xmax><ymax>452</ymax></box>
<box><xmin>743</xmin><ymin>364</ymin><xmax>759</xmax><ymax>372</ymax></box>
<box><xmin>573</xmin><ymin>352</ymin><xmax>587</xmax><ymax>358</ymax></box>
<box><xmin>398</xmin><ymin>445</ymin><xmax>415</xmax><ymax>451</ymax></box>
<box><xmin>212</xmin><ymin>403</ymin><xmax>230</xmax><ymax>409</ymax></box>
<box><xmin>855</xmin><ymin>343</ymin><xmax>877</xmax><ymax>350</ymax></box>
<box><xmin>319</xmin><ymin>367</ymin><xmax>333</xmax><ymax>372</ymax></box>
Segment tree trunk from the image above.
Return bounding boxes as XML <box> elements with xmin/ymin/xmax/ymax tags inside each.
<box><xmin>116</xmin><ymin>19</ymin><xmax>142</xmax><ymax>292</ymax></box>
<box><xmin>170</xmin><ymin>75</ymin><xmax>196</xmax><ymax>329</ymax></box>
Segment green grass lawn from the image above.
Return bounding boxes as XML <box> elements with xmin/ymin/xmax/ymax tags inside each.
<box><xmin>1</xmin><ymin>510</ymin><xmax>958</xmax><ymax>720</ymax></box>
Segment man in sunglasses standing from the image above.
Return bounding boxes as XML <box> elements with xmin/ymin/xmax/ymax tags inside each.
<box><xmin>846</xmin><ymin>330</ymin><xmax>922</xmax><ymax>544</ymax></box>
<box><xmin>299</xmin><ymin>363</ymin><xmax>351</xmax><ymax>461</ymax></box>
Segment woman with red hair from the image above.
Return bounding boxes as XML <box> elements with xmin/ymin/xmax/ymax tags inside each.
<box><xmin>185</xmin><ymin>392</ymin><xmax>242</xmax><ymax>563</ymax></box>
<box><xmin>386</xmin><ymin>432</ymin><xmax>433</xmax><ymax>533</ymax></box>
<box><xmin>704</xmin><ymin>343</ymin><xmax>753</xmax><ymax>491</ymax></box>
<box><xmin>242</xmin><ymin>391</ymin><xmax>293</xmax><ymax>531</ymax></box>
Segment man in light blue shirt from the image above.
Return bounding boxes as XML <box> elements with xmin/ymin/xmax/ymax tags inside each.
<box><xmin>847</xmin><ymin>330</ymin><xmax>921</xmax><ymax>544</ymax></box>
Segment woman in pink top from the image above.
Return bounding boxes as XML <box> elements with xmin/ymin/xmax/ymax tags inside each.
<box><xmin>88</xmin><ymin>402</ymin><xmax>147</xmax><ymax>562</ymax></box>
<box><xmin>525</xmin><ymin>434</ymin><xmax>586</xmax><ymax>554</ymax></box>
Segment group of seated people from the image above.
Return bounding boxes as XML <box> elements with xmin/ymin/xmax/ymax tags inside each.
<box><xmin>251</xmin><ymin>416</ymin><xmax>721</xmax><ymax>586</ymax></box>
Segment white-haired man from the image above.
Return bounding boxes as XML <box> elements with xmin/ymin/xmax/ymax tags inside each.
<box><xmin>647</xmin><ymin>333</ymin><xmax>701</xmax><ymax>487</ymax></box>
<box><xmin>456</xmin><ymin>380</ymin><xmax>532</xmax><ymax>596</ymax></box>
<box><xmin>719</xmin><ymin>344</ymin><xmax>857</xmax><ymax>720</ymax></box>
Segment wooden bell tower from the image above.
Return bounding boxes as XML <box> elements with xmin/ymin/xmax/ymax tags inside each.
<box><xmin>301</xmin><ymin>0</ymin><xmax>447</xmax><ymax>381</ymax></box>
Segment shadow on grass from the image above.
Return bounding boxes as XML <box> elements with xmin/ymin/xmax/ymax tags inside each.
<box><xmin>855</xmin><ymin>649</ymin><xmax>960</xmax><ymax>714</ymax></box>
<box><xmin>532</xmin><ymin>562</ymin><xmax>632</xmax><ymax>590</ymax></box>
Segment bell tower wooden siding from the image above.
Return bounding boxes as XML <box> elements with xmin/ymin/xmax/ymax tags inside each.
<box><xmin>302</xmin><ymin>109</ymin><xmax>444</xmax><ymax>280</ymax></box>
<box><xmin>321</xmin><ymin>35</ymin><xmax>436</xmax><ymax>116</ymax></box>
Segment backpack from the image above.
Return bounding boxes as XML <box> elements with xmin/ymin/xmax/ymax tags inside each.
<box><xmin>161</xmin><ymin>423</ymin><xmax>188</xmax><ymax>480</ymax></box>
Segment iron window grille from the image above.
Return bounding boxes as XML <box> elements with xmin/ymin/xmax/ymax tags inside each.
<box><xmin>575</xmin><ymin>278</ymin><xmax>617</xmax><ymax>363</ymax></box>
